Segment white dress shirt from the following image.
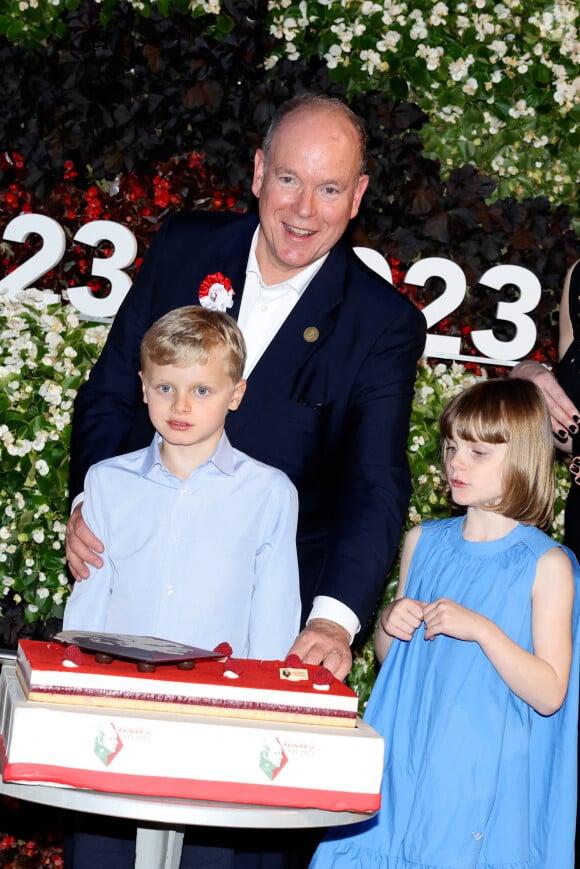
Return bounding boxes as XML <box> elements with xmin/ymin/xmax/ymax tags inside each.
<box><xmin>237</xmin><ymin>229</ymin><xmax>327</xmax><ymax>378</ymax></box>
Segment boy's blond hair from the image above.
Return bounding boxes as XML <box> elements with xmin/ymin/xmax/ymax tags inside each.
<box><xmin>140</xmin><ymin>306</ymin><xmax>246</xmax><ymax>383</ymax></box>
<box><xmin>440</xmin><ymin>378</ymin><xmax>555</xmax><ymax>531</ymax></box>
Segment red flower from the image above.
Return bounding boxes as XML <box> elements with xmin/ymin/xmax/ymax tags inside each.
<box><xmin>63</xmin><ymin>160</ymin><xmax>78</xmax><ymax>180</ymax></box>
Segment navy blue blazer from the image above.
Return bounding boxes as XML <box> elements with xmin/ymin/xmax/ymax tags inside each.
<box><xmin>70</xmin><ymin>210</ymin><xmax>426</xmax><ymax>634</ymax></box>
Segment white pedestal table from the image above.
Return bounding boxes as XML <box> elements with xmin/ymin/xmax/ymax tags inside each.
<box><xmin>0</xmin><ymin>776</ymin><xmax>374</xmax><ymax>869</ymax></box>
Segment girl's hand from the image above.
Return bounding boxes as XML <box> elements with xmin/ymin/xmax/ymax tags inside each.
<box><xmin>423</xmin><ymin>598</ymin><xmax>483</xmax><ymax>643</ymax></box>
<box><xmin>379</xmin><ymin>597</ymin><xmax>426</xmax><ymax>642</ymax></box>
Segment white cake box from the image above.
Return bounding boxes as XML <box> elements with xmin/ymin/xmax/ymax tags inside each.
<box><xmin>0</xmin><ymin>667</ymin><xmax>384</xmax><ymax>812</ymax></box>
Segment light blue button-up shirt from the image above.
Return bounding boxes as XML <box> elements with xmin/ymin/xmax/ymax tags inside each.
<box><xmin>64</xmin><ymin>433</ymin><xmax>300</xmax><ymax>659</ymax></box>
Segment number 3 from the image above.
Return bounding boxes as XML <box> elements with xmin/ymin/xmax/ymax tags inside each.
<box><xmin>471</xmin><ymin>265</ymin><xmax>541</xmax><ymax>360</ymax></box>
<box><xmin>67</xmin><ymin>221</ymin><xmax>137</xmax><ymax>318</ymax></box>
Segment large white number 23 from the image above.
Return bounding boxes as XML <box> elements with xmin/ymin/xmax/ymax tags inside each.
<box><xmin>1</xmin><ymin>213</ymin><xmax>136</xmax><ymax>318</ymax></box>
<box><xmin>4</xmin><ymin>215</ymin><xmax>540</xmax><ymax>365</ymax></box>
<box><xmin>354</xmin><ymin>248</ymin><xmax>540</xmax><ymax>365</ymax></box>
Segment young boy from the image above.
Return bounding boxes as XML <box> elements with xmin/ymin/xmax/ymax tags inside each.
<box><xmin>63</xmin><ymin>307</ymin><xmax>301</xmax><ymax>869</ymax></box>
<box><xmin>64</xmin><ymin>304</ymin><xmax>300</xmax><ymax>661</ymax></box>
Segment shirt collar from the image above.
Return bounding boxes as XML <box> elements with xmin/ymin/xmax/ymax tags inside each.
<box><xmin>246</xmin><ymin>227</ymin><xmax>328</xmax><ymax>296</ymax></box>
<box><xmin>139</xmin><ymin>431</ymin><xmax>236</xmax><ymax>480</ymax></box>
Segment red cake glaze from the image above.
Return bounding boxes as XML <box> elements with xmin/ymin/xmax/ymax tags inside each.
<box><xmin>16</xmin><ymin>640</ymin><xmax>359</xmax><ymax>727</ymax></box>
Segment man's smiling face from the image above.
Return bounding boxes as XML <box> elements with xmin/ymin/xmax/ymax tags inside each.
<box><xmin>251</xmin><ymin>105</ymin><xmax>369</xmax><ymax>286</ymax></box>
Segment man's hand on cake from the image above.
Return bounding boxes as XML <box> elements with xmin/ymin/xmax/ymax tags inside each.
<box><xmin>288</xmin><ymin>619</ymin><xmax>352</xmax><ymax>681</ymax></box>
<box><xmin>66</xmin><ymin>505</ymin><xmax>105</xmax><ymax>581</ymax></box>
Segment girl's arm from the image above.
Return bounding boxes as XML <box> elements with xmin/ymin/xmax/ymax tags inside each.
<box><xmin>374</xmin><ymin>526</ymin><xmax>425</xmax><ymax>664</ymax></box>
<box><xmin>423</xmin><ymin>546</ymin><xmax>575</xmax><ymax>715</ymax></box>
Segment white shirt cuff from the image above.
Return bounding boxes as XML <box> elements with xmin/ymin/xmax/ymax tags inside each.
<box><xmin>70</xmin><ymin>492</ymin><xmax>85</xmax><ymax>513</ymax></box>
<box><xmin>307</xmin><ymin>596</ymin><xmax>360</xmax><ymax>644</ymax></box>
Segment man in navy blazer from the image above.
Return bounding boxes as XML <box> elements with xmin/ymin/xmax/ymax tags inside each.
<box><xmin>67</xmin><ymin>94</ymin><xmax>426</xmax><ymax>682</ymax></box>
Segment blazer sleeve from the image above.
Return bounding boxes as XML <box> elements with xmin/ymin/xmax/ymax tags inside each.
<box><xmin>318</xmin><ymin>298</ymin><xmax>426</xmax><ymax>634</ymax></box>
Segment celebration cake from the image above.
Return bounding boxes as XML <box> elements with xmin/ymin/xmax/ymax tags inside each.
<box><xmin>1</xmin><ymin>666</ymin><xmax>384</xmax><ymax>812</ymax></box>
<box><xmin>16</xmin><ymin>638</ymin><xmax>359</xmax><ymax>727</ymax></box>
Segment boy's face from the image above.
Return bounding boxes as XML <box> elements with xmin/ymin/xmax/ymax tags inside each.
<box><xmin>139</xmin><ymin>350</ymin><xmax>246</xmax><ymax>464</ymax></box>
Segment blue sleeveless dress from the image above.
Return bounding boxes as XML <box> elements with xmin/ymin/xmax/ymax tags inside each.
<box><xmin>311</xmin><ymin>517</ymin><xmax>580</xmax><ymax>869</ymax></box>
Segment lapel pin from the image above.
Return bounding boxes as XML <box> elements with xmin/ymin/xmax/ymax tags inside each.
<box><xmin>303</xmin><ymin>326</ymin><xmax>320</xmax><ymax>343</ymax></box>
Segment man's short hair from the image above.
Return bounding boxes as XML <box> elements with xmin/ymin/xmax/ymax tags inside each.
<box><xmin>140</xmin><ymin>306</ymin><xmax>247</xmax><ymax>383</ymax></box>
<box><xmin>262</xmin><ymin>94</ymin><xmax>368</xmax><ymax>177</ymax></box>
<box><xmin>440</xmin><ymin>378</ymin><xmax>555</xmax><ymax>531</ymax></box>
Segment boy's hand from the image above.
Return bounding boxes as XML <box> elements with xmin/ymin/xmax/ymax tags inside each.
<box><xmin>379</xmin><ymin>597</ymin><xmax>425</xmax><ymax>642</ymax></box>
<box><xmin>66</xmin><ymin>504</ymin><xmax>105</xmax><ymax>581</ymax></box>
<box><xmin>288</xmin><ymin>618</ymin><xmax>352</xmax><ymax>681</ymax></box>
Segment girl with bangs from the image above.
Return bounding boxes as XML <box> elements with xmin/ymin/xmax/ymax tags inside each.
<box><xmin>311</xmin><ymin>378</ymin><xmax>580</xmax><ymax>869</ymax></box>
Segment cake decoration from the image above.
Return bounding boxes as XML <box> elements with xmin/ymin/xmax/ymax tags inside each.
<box><xmin>16</xmin><ymin>639</ymin><xmax>359</xmax><ymax>727</ymax></box>
<box><xmin>63</xmin><ymin>645</ymin><xmax>83</xmax><ymax>668</ymax></box>
<box><xmin>214</xmin><ymin>641</ymin><xmax>233</xmax><ymax>658</ymax></box>
<box><xmin>223</xmin><ymin>659</ymin><xmax>244</xmax><ymax>679</ymax></box>
<box><xmin>313</xmin><ymin>668</ymin><xmax>334</xmax><ymax>692</ymax></box>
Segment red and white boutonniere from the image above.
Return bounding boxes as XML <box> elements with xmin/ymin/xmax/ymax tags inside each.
<box><xmin>199</xmin><ymin>272</ymin><xmax>235</xmax><ymax>312</ymax></box>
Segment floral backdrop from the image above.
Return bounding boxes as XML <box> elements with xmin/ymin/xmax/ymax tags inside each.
<box><xmin>2</xmin><ymin>0</ymin><xmax>579</xmax><ymax>219</ymax></box>
<box><xmin>0</xmin><ymin>1</ymin><xmax>579</xmax><ymax>709</ymax></box>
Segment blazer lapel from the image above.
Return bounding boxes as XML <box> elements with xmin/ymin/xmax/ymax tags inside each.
<box><xmin>237</xmin><ymin>242</ymin><xmax>350</xmax><ymax>413</ymax></box>
<box><xmin>215</xmin><ymin>213</ymin><xmax>258</xmax><ymax>324</ymax></box>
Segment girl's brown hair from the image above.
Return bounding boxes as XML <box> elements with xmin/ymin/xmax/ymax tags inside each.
<box><xmin>440</xmin><ymin>378</ymin><xmax>555</xmax><ymax>531</ymax></box>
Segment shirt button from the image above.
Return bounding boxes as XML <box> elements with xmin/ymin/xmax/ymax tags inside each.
<box><xmin>167</xmin><ymin>585</ymin><xmax>174</xmax><ymax>596</ymax></box>
<box><xmin>260</xmin><ymin>304</ymin><xmax>268</xmax><ymax>312</ymax></box>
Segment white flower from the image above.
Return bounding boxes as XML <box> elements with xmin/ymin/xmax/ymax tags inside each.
<box><xmin>377</xmin><ymin>31</ymin><xmax>401</xmax><ymax>53</ymax></box>
<box><xmin>429</xmin><ymin>2</ymin><xmax>449</xmax><ymax>26</ymax></box>
<box><xmin>416</xmin><ymin>44</ymin><xmax>444</xmax><ymax>70</ymax></box>
<box><xmin>360</xmin><ymin>49</ymin><xmax>383</xmax><ymax>75</ymax></box>
<box><xmin>449</xmin><ymin>55</ymin><xmax>475</xmax><ymax>82</ymax></box>
<box><xmin>489</xmin><ymin>39</ymin><xmax>507</xmax><ymax>58</ymax></box>
<box><xmin>410</xmin><ymin>21</ymin><xmax>428</xmax><ymax>41</ymax></box>
<box><xmin>324</xmin><ymin>44</ymin><xmax>343</xmax><ymax>68</ymax></box>
<box><xmin>39</xmin><ymin>381</ymin><xmax>63</xmax><ymax>406</ymax></box>
<box><xmin>32</xmin><ymin>528</ymin><xmax>45</xmax><ymax>544</ymax></box>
